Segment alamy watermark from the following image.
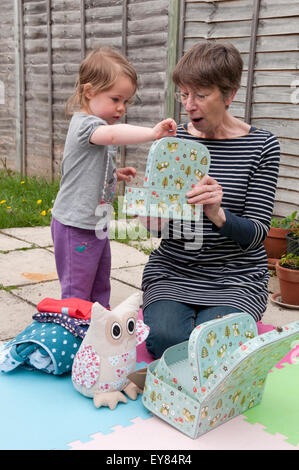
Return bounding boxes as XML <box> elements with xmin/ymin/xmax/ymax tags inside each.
<box><xmin>94</xmin><ymin>197</ymin><xmax>203</xmax><ymax>251</ymax></box>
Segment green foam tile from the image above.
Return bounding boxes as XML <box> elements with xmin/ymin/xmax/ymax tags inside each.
<box><xmin>244</xmin><ymin>362</ymin><xmax>299</xmax><ymax>446</ymax></box>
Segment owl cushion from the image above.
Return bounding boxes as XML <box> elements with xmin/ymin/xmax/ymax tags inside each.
<box><xmin>72</xmin><ymin>293</ymin><xmax>149</xmax><ymax>407</ymax></box>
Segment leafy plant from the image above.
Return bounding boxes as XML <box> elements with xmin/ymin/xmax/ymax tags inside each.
<box><xmin>270</xmin><ymin>211</ymin><xmax>298</xmax><ymax>229</ymax></box>
<box><xmin>0</xmin><ymin>169</ymin><xmax>60</xmax><ymax>229</ymax></box>
<box><xmin>288</xmin><ymin>221</ymin><xmax>299</xmax><ymax>239</ymax></box>
<box><xmin>280</xmin><ymin>253</ymin><xmax>299</xmax><ymax>270</ymax></box>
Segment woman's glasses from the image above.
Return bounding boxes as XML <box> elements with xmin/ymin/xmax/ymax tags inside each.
<box><xmin>174</xmin><ymin>91</ymin><xmax>206</xmax><ymax>104</ymax></box>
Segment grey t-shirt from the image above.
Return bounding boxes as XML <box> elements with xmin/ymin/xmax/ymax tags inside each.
<box><xmin>52</xmin><ymin>112</ymin><xmax>117</xmax><ymax>230</ymax></box>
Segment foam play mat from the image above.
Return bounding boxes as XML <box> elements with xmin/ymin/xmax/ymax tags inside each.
<box><xmin>1</xmin><ymin>329</ymin><xmax>299</xmax><ymax>450</ymax></box>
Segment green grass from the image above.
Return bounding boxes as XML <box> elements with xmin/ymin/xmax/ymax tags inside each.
<box><xmin>0</xmin><ymin>170</ymin><xmax>60</xmax><ymax>229</ymax></box>
<box><xmin>0</xmin><ymin>170</ymin><xmax>154</xmax><ymax>254</ymax></box>
<box><xmin>0</xmin><ymin>170</ymin><xmax>132</xmax><ymax>230</ymax></box>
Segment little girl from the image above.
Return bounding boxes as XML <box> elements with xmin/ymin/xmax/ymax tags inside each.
<box><xmin>51</xmin><ymin>46</ymin><xmax>176</xmax><ymax>308</ymax></box>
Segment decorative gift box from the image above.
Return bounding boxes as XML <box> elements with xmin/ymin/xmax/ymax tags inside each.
<box><xmin>142</xmin><ymin>312</ymin><xmax>299</xmax><ymax>438</ymax></box>
<box><xmin>123</xmin><ymin>137</ymin><xmax>210</xmax><ymax>221</ymax></box>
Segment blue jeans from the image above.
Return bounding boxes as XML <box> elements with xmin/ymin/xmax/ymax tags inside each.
<box><xmin>143</xmin><ymin>300</ymin><xmax>241</xmax><ymax>359</ymax></box>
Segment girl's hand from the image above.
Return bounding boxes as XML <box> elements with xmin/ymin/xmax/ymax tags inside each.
<box><xmin>153</xmin><ymin>118</ymin><xmax>177</xmax><ymax>140</ymax></box>
<box><xmin>186</xmin><ymin>174</ymin><xmax>226</xmax><ymax>227</ymax></box>
<box><xmin>117</xmin><ymin>167</ymin><xmax>136</xmax><ymax>182</ymax></box>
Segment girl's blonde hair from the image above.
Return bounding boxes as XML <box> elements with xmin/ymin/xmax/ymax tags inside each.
<box><xmin>66</xmin><ymin>46</ymin><xmax>138</xmax><ymax>116</ymax></box>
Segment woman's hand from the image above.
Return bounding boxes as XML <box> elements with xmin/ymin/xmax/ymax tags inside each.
<box><xmin>116</xmin><ymin>167</ymin><xmax>136</xmax><ymax>182</ymax></box>
<box><xmin>186</xmin><ymin>174</ymin><xmax>226</xmax><ymax>227</ymax></box>
<box><xmin>153</xmin><ymin>118</ymin><xmax>177</xmax><ymax>140</ymax></box>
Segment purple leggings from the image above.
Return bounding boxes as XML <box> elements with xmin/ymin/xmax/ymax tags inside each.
<box><xmin>51</xmin><ymin>217</ymin><xmax>111</xmax><ymax>308</ymax></box>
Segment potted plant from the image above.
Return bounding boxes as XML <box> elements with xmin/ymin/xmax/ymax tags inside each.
<box><xmin>263</xmin><ymin>211</ymin><xmax>298</xmax><ymax>264</ymax></box>
<box><xmin>275</xmin><ymin>253</ymin><xmax>299</xmax><ymax>305</ymax></box>
<box><xmin>286</xmin><ymin>220</ymin><xmax>299</xmax><ymax>256</ymax></box>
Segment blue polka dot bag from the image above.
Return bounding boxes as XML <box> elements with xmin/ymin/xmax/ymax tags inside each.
<box><xmin>0</xmin><ymin>320</ymin><xmax>83</xmax><ymax>375</ymax></box>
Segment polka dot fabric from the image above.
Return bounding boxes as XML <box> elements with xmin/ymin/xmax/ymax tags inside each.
<box><xmin>33</xmin><ymin>312</ymin><xmax>90</xmax><ymax>339</ymax></box>
<box><xmin>8</xmin><ymin>321</ymin><xmax>82</xmax><ymax>375</ymax></box>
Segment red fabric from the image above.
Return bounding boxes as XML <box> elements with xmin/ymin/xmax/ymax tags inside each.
<box><xmin>37</xmin><ymin>298</ymin><xmax>93</xmax><ymax>320</ymax></box>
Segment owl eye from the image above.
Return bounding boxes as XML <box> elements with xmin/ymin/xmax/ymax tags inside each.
<box><xmin>127</xmin><ymin>317</ymin><xmax>135</xmax><ymax>335</ymax></box>
<box><xmin>111</xmin><ymin>322</ymin><xmax>122</xmax><ymax>340</ymax></box>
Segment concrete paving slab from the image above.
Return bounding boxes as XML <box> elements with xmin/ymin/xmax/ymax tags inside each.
<box><xmin>111</xmin><ymin>265</ymin><xmax>144</xmax><ymax>289</ymax></box>
<box><xmin>109</xmin><ymin>218</ymin><xmax>149</xmax><ymax>242</ymax></box>
<box><xmin>268</xmin><ymin>274</ymin><xmax>279</xmax><ymax>294</ymax></box>
<box><xmin>12</xmin><ymin>280</ymin><xmax>61</xmax><ymax>306</ymax></box>
<box><xmin>0</xmin><ymin>248</ymin><xmax>57</xmax><ymax>287</ymax></box>
<box><xmin>0</xmin><ymin>223</ymin><xmax>297</xmax><ymax>347</ymax></box>
<box><xmin>110</xmin><ymin>241</ymin><xmax>149</xmax><ymax>268</ymax></box>
<box><xmin>44</xmin><ymin>240</ymin><xmax>152</xmax><ymax>260</ymax></box>
<box><xmin>0</xmin><ymin>290</ymin><xmax>36</xmax><ymax>341</ymax></box>
<box><xmin>129</xmin><ymin>237</ymin><xmax>160</xmax><ymax>252</ymax></box>
<box><xmin>263</xmin><ymin>297</ymin><xmax>299</xmax><ymax>326</ymax></box>
<box><xmin>110</xmin><ymin>279</ymin><xmax>141</xmax><ymax>310</ymax></box>
<box><xmin>0</xmin><ymin>233</ymin><xmax>32</xmax><ymax>251</ymax></box>
<box><xmin>13</xmin><ymin>279</ymin><xmax>139</xmax><ymax>311</ymax></box>
<box><xmin>1</xmin><ymin>226</ymin><xmax>53</xmax><ymax>247</ymax></box>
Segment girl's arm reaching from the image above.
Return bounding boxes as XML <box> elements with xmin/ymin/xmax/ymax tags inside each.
<box><xmin>90</xmin><ymin>118</ymin><xmax>177</xmax><ymax>146</ymax></box>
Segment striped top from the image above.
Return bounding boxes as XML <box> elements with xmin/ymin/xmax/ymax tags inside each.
<box><xmin>142</xmin><ymin>125</ymin><xmax>280</xmax><ymax>322</ymax></box>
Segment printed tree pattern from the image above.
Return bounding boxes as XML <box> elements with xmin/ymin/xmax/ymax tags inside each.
<box><xmin>142</xmin><ymin>312</ymin><xmax>299</xmax><ymax>439</ymax></box>
<box><xmin>123</xmin><ymin>137</ymin><xmax>210</xmax><ymax>220</ymax></box>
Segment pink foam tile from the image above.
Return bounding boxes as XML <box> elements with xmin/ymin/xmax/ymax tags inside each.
<box><xmin>67</xmin><ymin>414</ymin><xmax>299</xmax><ymax>451</ymax></box>
<box><xmin>275</xmin><ymin>344</ymin><xmax>299</xmax><ymax>369</ymax></box>
<box><xmin>256</xmin><ymin>321</ymin><xmax>275</xmax><ymax>335</ymax></box>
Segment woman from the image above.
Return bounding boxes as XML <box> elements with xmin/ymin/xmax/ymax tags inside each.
<box><xmin>142</xmin><ymin>41</ymin><xmax>280</xmax><ymax>359</ymax></box>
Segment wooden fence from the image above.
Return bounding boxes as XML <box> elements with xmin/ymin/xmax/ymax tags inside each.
<box><xmin>171</xmin><ymin>0</ymin><xmax>299</xmax><ymax>217</ymax></box>
<box><xmin>0</xmin><ymin>0</ymin><xmax>298</xmax><ymax>217</ymax></box>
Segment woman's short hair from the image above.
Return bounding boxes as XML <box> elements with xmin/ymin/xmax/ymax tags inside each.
<box><xmin>172</xmin><ymin>40</ymin><xmax>243</xmax><ymax>98</ymax></box>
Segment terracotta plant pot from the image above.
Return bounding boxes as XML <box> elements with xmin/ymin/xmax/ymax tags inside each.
<box><xmin>267</xmin><ymin>257</ymin><xmax>279</xmax><ymax>271</ymax></box>
<box><xmin>275</xmin><ymin>262</ymin><xmax>299</xmax><ymax>305</ymax></box>
<box><xmin>263</xmin><ymin>227</ymin><xmax>288</xmax><ymax>259</ymax></box>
